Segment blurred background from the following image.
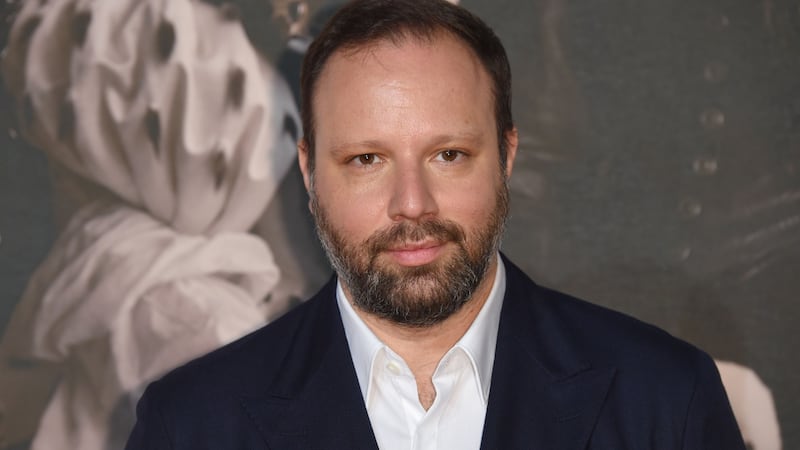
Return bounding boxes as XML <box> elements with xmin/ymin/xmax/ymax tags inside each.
<box><xmin>0</xmin><ymin>0</ymin><xmax>797</xmax><ymax>449</ymax></box>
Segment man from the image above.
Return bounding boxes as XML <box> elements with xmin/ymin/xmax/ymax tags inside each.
<box><xmin>126</xmin><ymin>0</ymin><xmax>746</xmax><ymax>448</ymax></box>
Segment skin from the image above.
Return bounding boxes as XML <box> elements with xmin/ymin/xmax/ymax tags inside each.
<box><xmin>298</xmin><ymin>34</ymin><xmax>518</xmax><ymax>409</ymax></box>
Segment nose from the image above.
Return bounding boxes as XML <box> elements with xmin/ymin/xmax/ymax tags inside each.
<box><xmin>386</xmin><ymin>164</ymin><xmax>438</xmax><ymax>222</ymax></box>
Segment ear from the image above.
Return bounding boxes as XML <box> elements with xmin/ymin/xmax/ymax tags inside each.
<box><xmin>297</xmin><ymin>137</ymin><xmax>312</xmax><ymax>192</ymax></box>
<box><xmin>503</xmin><ymin>127</ymin><xmax>519</xmax><ymax>179</ymax></box>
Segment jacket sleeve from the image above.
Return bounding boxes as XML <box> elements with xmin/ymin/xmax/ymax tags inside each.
<box><xmin>681</xmin><ymin>352</ymin><xmax>747</xmax><ymax>450</ymax></box>
<box><xmin>125</xmin><ymin>381</ymin><xmax>174</xmax><ymax>450</ymax></box>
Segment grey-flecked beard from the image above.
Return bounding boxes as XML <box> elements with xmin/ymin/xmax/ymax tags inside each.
<box><xmin>309</xmin><ymin>178</ymin><xmax>508</xmax><ymax>328</ymax></box>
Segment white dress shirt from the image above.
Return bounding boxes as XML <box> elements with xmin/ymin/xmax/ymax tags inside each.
<box><xmin>337</xmin><ymin>258</ymin><xmax>507</xmax><ymax>450</ymax></box>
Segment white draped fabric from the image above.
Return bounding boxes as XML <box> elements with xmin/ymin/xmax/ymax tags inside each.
<box><xmin>0</xmin><ymin>0</ymin><xmax>300</xmax><ymax>448</ymax></box>
<box><xmin>2</xmin><ymin>201</ymin><xmax>285</xmax><ymax>449</ymax></box>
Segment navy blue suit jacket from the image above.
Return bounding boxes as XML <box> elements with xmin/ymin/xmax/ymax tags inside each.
<box><xmin>126</xmin><ymin>257</ymin><xmax>745</xmax><ymax>449</ymax></box>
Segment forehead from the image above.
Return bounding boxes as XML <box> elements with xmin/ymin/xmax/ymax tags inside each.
<box><xmin>312</xmin><ymin>34</ymin><xmax>496</xmax><ymax>147</ymax></box>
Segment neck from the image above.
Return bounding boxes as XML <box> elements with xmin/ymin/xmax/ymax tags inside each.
<box><xmin>344</xmin><ymin>255</ymin><xmax>498</xmax><ymax>408</ymax></box>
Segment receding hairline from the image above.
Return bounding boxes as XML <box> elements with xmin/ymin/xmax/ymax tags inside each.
<box><xmin>308</xmin><ymin>29</ymin><xmax>498</xmax><ymax>134</ymax></box>
<box><xmin>318</xmin><ymin>29</ymin><xmax>488</xmax><ymax>82</ymax></box>
<box><xmin>332</xmin><ymin>26</ymin><xmax>461</xmax><ymax>57</ymax></box>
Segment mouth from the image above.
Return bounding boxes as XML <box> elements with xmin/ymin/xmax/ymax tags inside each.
<box><xmin>384</xmin><ymin>240</ymin><xmax>445</xmax><ymax>267</ymax></box>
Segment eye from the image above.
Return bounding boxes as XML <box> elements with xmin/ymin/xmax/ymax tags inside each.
<box><xmin>436</xmin><ymin>149</ymin><xmax>463</xmax><ymax>162</ymax></box>
<box><xmin>351</xmin><ymin>153</ymin><xmax>382</xmax><ymax>166</ymax></box>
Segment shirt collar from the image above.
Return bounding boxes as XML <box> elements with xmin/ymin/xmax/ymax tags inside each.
<box><xmin>336</xmin><ymin>255</ymin><xmax>507</xmax><ymax>403</ymax></box>
<box><xmin>337</xmin><ymin>281</ymin><xmax>385</xmax><ymax>400</ymax></box>
<box><xmin>455</xmin><ymin>256</ymin><xmax>506</xmax><ymax>401</ymax></box>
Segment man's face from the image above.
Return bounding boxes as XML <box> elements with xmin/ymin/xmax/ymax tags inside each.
<box><xmin>299</xmin><ymin>34</ymin><xmax>517</xmax><ymax>327</ymax></box>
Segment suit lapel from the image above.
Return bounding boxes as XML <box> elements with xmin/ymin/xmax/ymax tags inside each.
<box><xmin>239</xmin><ymin>279</ymin><xmax>379</xmax><ymax>450</ymax></box>
<box><xmin>481</xmin><ymin>258</ymin><xmax>616</xmax><ymax>450</ymax></box>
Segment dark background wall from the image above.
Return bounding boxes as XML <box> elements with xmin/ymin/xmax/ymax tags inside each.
<box><xmin>1</xmin><ymin>0</ymin><xmax>797</xmax><ymax>448</ymax></box>
<box><xmin>473</xmin><ymin>0</ymin><xmax>798</xmax><ymax>446</ymax></box>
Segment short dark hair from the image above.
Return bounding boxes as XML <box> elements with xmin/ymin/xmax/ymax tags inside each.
<box><xmin>300</xmin><ymin>0</ymin><xmax>513</xmax><ymax>173</ymax></box>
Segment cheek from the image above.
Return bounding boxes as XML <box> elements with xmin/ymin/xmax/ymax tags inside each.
<box><xmin>315</xmin><ymin>174</ymin><xmax>390</xmax><ymax>240</ymax></box>
<box><xmin>448</xmin><ymin>192</ymin><xmax>497</xmax><ymax>231</ymax></box>
<box><xmin>435</xmin><ymin>170</ymin><xmax>502</xmax><ymax>225</ymax></box>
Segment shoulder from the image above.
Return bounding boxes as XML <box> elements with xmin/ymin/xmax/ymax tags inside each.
<box><xmin>502</xmin><ymin>257</ymin><xmax>717</xmax><ymax>385</ymax></box>
<box><xmin>500</xmin><ymin>258</ymin><xmax>746</xmax><ymax>446</ymax></box>
<box><xmin>496</xmin><ymin>257</ymin><xmax>745</xmax><ymax>447</ymax></box>
<box><xmin>544</xmin><ymin>283</ymin><xmax>711</xmax><ymax>375</ymax></box>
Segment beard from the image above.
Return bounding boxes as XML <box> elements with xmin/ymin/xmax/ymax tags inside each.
<box><xmin>310</xmin><ymin>177</ymin><xmax>509</xmax><ymax>328</ymax></box>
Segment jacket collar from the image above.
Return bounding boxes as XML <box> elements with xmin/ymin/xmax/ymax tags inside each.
<box><xmin>479</xmin><ymin>255</ymin><xmax>616</xmax><ymax>449</ymax></box>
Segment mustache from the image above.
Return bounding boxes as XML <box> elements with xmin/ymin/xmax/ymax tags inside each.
<box><xmin>366</xmin><ymin>219</ymin><xmax>466</xmax><ymax>254</ymax></box>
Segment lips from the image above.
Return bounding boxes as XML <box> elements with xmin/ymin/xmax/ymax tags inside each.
<box><xmin>385</xmin><ymin>240</ymin><xmax>445</xmax><ymax>266</ymax></box>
